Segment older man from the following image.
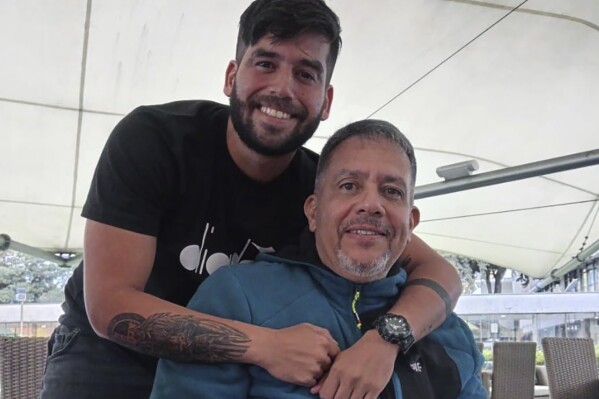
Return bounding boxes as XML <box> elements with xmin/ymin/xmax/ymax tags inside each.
<box><xmin>150</xmin><ymin>120</ymin><xmax>485</xmax><ymax>399</ymax></box>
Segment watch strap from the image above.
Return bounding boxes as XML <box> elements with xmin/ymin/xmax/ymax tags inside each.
<box><xmin>373</xmin><ymin>313</ymin><xmax>414</xmax><ymax>354</ymax></box>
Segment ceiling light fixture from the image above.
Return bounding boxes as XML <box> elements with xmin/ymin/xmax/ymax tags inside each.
<box><xmin>436</xmin><ymin>159</ymin><xmax>479</xmax><ymax>181</ymax></box>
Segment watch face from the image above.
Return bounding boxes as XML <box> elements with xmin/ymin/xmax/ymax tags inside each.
<box><xmin>381</xmin><ymin>315</ymin><xmax>411</xmax><ymax>339</ymax></box>
<box><xmin>375</xmin><ymin>314</ymin><xmax>415</xmax><ymax>353</ymax></box>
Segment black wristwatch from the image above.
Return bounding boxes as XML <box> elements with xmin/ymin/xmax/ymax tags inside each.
<box><xmin>372</xmin><ymin>313</ymin><xmax>414</xmax><ymax>354</ymax></box>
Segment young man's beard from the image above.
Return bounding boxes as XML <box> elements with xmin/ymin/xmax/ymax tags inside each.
<box><xmin>229</xmin><ymin>88</ymin><xmax>322</xmax><ymax>157</ymax></box>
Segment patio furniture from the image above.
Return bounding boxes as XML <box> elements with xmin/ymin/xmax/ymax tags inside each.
<box><xmin>0</xmin><ymin>336</ymin><xmax>48</xmax><ymax>399</ymax></box>
<box><xmin>542</xmin><ymin>337</ymin><xmax>599</xmax><ymax>399</ymax></box>
<box><xmin>534</xmin><ymin>365</ymin><xmax>550</xmax><ymax>398</ymax></box>
<box><xmin>491</xmin><ymin>341</ymin><xmax>537</xmax><ymax>399</ymax></box>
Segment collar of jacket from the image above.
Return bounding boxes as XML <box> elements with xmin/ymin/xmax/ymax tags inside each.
<box><xmin>257</xmin><ymin>228</ymin><xmax>408</xmax><ymax>316</ymax></box>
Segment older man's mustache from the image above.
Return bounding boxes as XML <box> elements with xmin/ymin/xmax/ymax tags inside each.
<box><xmin>339</xmin><ymin>217</ymin><xmax>394</xmax><ymax>237</ymax></box>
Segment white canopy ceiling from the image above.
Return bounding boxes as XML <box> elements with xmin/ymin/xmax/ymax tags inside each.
<box><xmin>1</xmin><ymin>0</ymin><xmax>598</xmax><ymax>279</ymax></box>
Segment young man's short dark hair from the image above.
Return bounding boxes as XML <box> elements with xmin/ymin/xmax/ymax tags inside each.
<box><xmin>236</xmin><ymin>0</ymin><xmax>342</xmax><ymax>84</ymax></box>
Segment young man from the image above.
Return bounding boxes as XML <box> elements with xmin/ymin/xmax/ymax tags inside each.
<box><xmin>41</xmin><ymin>1</ymin><xmax>462</xmax><ymax>398</ymax></box>
<box><xmin>150</xmin><ymin>120</ymin><xmax>486</xmax><ymax>399</ymax></box>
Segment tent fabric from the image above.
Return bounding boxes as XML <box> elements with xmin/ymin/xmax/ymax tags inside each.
<box><xmin>1</xmin><ymin>0</ymin><xmax>598</xmax><ymax>279</ymax></box>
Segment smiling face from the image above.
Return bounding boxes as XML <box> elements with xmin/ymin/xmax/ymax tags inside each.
<box><xmin>224</xmin><ymin>32</ymin><xmax>334</xmax><ymax>157</ymax></box>
<box><xmin>304</xmin><ymin>136</ymin><xmax>420</xmax><ymax>283</ymax></box>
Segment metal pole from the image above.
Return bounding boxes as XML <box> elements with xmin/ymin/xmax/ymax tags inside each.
<box><xmin>531</xmin><ymin>239</ymin><xmax>599</xmax><ymax>292</ymax></box>
<box><xmin>0</xmin><ymin>233</ymin><xmax>9</xmax><ymax>251</ymax></box>
<box><xmin>20</xmin><ymin>301</ymin><xmax>24</xmax><ymax>336</ymax></box>
<box><xmin>0</xmin><ymin>233</ymin><xmax>66</xmax><ymax>264</ymax></box>
<box><xmin>415</xmin><ymin>149</ymin><xmax>599</xmax><ymax>199</ymax></box>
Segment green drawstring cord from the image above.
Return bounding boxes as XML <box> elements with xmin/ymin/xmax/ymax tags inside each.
<box><xmin>352</xmin><ymin>290</ymin><xmax>362</xmax><ymax>329</ymax></box>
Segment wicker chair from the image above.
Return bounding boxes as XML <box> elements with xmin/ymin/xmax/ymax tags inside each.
<box><xmin>0</xmin><ymin>336</ymin><xmax>48</xmax><ymax>399</ymax></box>
<box><xmin>542</xmin><ymin>337</ymin><xmax>599</xmax><ymax>399</ymax></box>
<box><xmin>491</xmin><ymin>341</ymin><xmax>537</xmax><ymax>399</ymax></box>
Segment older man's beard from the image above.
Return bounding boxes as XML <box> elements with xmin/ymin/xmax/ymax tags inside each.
<box><xmin>336</xmin><ymin>249</ymin><xmax>392</xmax><ymax>280</ymax></box>
<box><xmin>334</xmin><ymin>216</ymin><xmax>395</xmax><ymax>280</ymax></box>
<box><xmin>229</xmin><ymin>86</ymin><xmax>322</xmax><ymax>157</ymax></box>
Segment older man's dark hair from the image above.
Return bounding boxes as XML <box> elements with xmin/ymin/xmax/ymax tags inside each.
<box><xmin>315</xmin><ymin>119</ymin><xmax>417</xmax><ymax>197</ymax></box>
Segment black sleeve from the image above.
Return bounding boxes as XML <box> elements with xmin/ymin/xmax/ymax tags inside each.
<box><xmin>82</xmin><ymin>106</ymin><xmax>179</xmax><ymax>236</ymax></box>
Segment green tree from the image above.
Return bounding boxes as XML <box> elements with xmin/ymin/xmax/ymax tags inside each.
<box><xmin>443</xmin><ymin>253</ymin><xmax>507</xmax><ymax>294</ymax></box>
<box><xmin>0</xmin><ymin>250</ymin><xmax>73</xmax><ymax>303</ymax></box>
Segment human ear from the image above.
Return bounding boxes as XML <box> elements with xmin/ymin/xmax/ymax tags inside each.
<box><xmin>223</xmin><ymin>61</ymin><xmax>237</xmax><ymax>97</ymax></box>
<box><xmin>320</xmin><ymin>85</ymin><xmax>334</xmax><ymax>121</ymax></box>
<box><xmin>409</xmin><ymin>206</ymin><xmax>421</xmax><ymax>234</ymax></box>
<box><xmin>304</xmin><ymin>195</ymin><xmax>318</xmax><ymax>232</ymax></box>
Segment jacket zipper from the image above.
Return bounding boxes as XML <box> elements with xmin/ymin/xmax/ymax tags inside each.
<box><xmin>351</xmin><ymin>287</ymin><xmax>362</xmax><ymax>330</ymax></box>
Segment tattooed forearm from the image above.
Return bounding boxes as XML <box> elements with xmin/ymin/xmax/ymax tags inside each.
<box><xmin>107</xmin><ymin>312</ymin><xmax>251</xmax><ymax>362</ymax></box>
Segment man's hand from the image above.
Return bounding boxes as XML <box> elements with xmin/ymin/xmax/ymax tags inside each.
<box><xmin>311</xmin><ymin>330</ymin><xmax>398</xmax><ymax>399</ymax></box>
<box><xmin>256</xmin><ymin>323</ymin><xmax>340</xmax><ymax>386</ymax></box>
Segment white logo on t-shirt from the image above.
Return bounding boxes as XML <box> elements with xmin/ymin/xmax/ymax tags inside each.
<box><xmin>179</xmin><ymin>222</ymin><xmax>273</xmax><ymax>275</ymax></box>
<box><xmin>410</xmin><ymin>360</ymin><xmax>423</xmax><ymax>373</ymax></box>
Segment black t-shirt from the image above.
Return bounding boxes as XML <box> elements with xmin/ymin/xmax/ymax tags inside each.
<box><xmin>61</xmin><ymin>100</ymin><xmax>318</xmax><ymax>332</ymax></box>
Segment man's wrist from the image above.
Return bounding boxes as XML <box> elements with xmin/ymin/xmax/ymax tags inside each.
<box><xmin>364</xmin><ymin>329</ymin><xmax>400</xmax><ymax>355</ymax></box>
<box><xmin>371</xmin><ymin>313</ymin><xmax>415</xmax><ymax>355</ymax></box>
<box><xmin>234</xmin><ymin>321</ymin><xmax>268</xmax><ymax>366</ymax></box>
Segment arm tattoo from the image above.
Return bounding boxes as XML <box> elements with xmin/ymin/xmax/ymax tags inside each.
<box><xmin>107</xmin><ymin>312</ymin><xmax>250</xmax><ymax>362</ymax></box>
<box><xmin>405</xmin><ymin>278</ymin><xmax>453</xmax><ymax>318</ymax></box>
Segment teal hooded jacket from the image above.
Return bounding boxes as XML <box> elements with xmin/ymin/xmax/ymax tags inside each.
<box><xmin>151</xmin><ymin>234</ymin><xmax>486</xmax><ymax>398</ymax></box>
